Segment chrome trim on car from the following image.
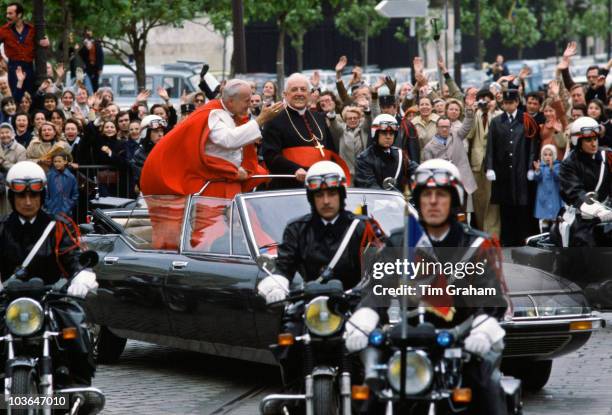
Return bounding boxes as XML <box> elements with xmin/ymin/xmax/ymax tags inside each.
<box><xmin>525</xmin><ymin>232</ymin><xmax>549</xmax><ymax>244</ymax></box>
<box><xmin>502</xmin><ymin>316</ymin><xmax>603</xmax><ymax>331</ymax></box>
<box><xmin>109</xmin><ymin>328</ymin><xmax>277</xmax><ymax>365</ymax></box>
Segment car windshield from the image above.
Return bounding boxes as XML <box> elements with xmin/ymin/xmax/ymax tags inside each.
<box><xmin>241</xmin><ymin>191</ymin><xmax>408</xmax><ymax>254</ymax></box>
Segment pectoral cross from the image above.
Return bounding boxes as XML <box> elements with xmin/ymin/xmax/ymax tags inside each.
<box><xmin>314</xmin><ymin>141</ymin><xmax>325</xmax><ymax>157</ymax></box>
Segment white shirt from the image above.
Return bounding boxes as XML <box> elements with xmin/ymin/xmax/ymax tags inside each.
<box><xmin>507</xmin><ymin>110</ymin><xmax>518</xmax><ymax>122</ymax></box>
<box><xmin>18</xmin><ymin>216</ymin><xmax>36</xmax><ymax>225</ymax></box>
<box><xmin>321</xmin><ymin>215</ymin><xmax>339</xmax><ymax>226</ymax></box>
<box><xmin>205</xmin><ymin>100</ymin><xmax>262</xmax><ymax>167</ymax></box>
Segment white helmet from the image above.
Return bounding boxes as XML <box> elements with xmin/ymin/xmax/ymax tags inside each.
<box><xmin>570</xmin><ymin>116</ymin><xmax>601</xmax><ymax>146</ymax></box>
<box><xmin>305</xmin><ymin>161</ymin><xmax>347</xmax><ymax>207</ymax></box>
<box><xmin>139</xmin><ymin>114</ymin><xmax>167</xmax><ymax>139</ymax></box>
<box><xmin>6</xmin><ymin>161</ymin><xmax>47</xmax><ymax>193</ymax></box>
<box><xmin>412</xmin><ymin>159</ymin><xmax>465</xmax><ymax>208</ymax></box>
<box><xmin>371</xmin><ymin>113</ymin><xmax>399</xmax><ymax>139</ymax></box>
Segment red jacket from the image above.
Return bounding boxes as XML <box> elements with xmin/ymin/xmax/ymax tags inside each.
<box><xmin>0</xmin><ymin>22</ymin><xmax>36</xmax><ymax>62</ymax></box>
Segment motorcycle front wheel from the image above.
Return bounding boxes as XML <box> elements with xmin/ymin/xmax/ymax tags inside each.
<box><xmin>313</xmin><ymin>376</ymin><xmax>338</xmax><ymax>415</ymax></box>
<box><xmin>10</xmin><ymin>367</ymin><xmax>40</xmax><ymax>415</ymax></box>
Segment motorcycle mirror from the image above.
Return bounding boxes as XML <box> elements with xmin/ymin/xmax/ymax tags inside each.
<box><xmin>256</xmin><ymin>254</ymin><xmax>277</xmax><ymax>275</ymax></box>
<box><xmin>383</xmin><ymin>177</ymin><xmax>397</xmax><ymax>191</ymax></box>
<box><xmin>79</xmin><ymin>251</ymin><xmax>99</xmax><ymax>268</ymax></box>
<box><xmin>584</xmin><ymin>192</ymin><xmax>598</xmax><ymax>205</ymax></box>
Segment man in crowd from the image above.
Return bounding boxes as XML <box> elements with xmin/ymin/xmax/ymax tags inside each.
<box><xmin>467</xmin><ymin>88</ymin><xmax>501</xmax><ymax>235</ymax></box>
<box><xmin>486</xmin><ymin>89</ymin><xmax>534</xmax><ymax>246</ymax></box>
<box><xmin>0</xmin><ymin>2</ymin><xmax>50</xmax><ymax>95</ymax></box>
<box><xmin>262</xmin><ymin>73</ymin><xmax>344</xmax><ymax>189</ymax></box>
<box><xmin>558</xmin><ymin>41</ymin><xmax>609</xmax><ymax>104</ymax></box>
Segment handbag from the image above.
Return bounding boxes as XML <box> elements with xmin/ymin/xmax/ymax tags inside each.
<box><xmin>96</xmin><ymin>169</ymin><xmax>118</xmax><ymax>185</ymax></box>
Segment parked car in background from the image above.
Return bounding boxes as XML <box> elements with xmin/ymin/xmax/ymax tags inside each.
<box><xmin>302</xmin><ymin>69</ymin><xmax>338</xmax><ymax>92</ymax></box>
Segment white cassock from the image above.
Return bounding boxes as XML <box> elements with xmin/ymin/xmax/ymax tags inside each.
<box><xmin>206</xmin><ymin>100</ymin><xmax>262</xmax><ymax>167</ymax></box>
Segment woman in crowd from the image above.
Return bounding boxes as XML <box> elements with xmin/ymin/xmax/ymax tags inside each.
<box><xmin>26</xmin><ymin>121</ymin><xmax>70</xmax><ymax>170</ymax></box>
<box><xmin>0</xmin><ymin>122</ymin><xmax>26</xmax><ymax>215</ymax></box>
<box><xmin>0</xmin><ymin>96</ymin><xmax>17</xmax><ymax>124</ymax></box>
<box><xmin>93</xmin><ymin>119</ymin><xmax>129</xmax><ymax>197</ymax></box>
<box><xmin>14</xmin><ymin>111</ymin><xmax>32</xmax><ymax>148</ymax></box>
<box><xmin>262</xmin><ymin>81</ymin><xmax>277</xmax><ymax>105</ymax></box>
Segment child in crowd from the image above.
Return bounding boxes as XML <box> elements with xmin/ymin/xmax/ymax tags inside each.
<box><xmin>531</xmin><ymin>144</ymin><xmax>563</xmax><ymax>232</ymax></box>
<box><xmin>44</xmin><ymin>151</ymin><xmax>79</xmax><ymax>217</ymax></box>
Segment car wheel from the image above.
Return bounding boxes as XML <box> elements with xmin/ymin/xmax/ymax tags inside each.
<box><xmin>503</xmin><ymin>359</ymin><xmax>553</xmax><ymax>392</ymax></box>
<box><xmin>93</xmin><ymin>325</ymin><xmax>127</xmax><ymax>364</ymax></box>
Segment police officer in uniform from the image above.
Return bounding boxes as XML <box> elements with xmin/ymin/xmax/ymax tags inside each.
<box><xmin>346</xmin><ymin>159</ymin><xmax>509</xmax><ymax>414</ymax></box>
<box><xmin>485</xmin><ymin>89</ymin><xmax>535</xmax><ymax>245</ymax></box>
<box><xmin>0</xmin><ymin>161</ymin><xmax>98</xmax><ymax>385</ymax></box>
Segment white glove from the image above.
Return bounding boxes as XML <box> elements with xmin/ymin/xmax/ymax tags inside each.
<box><xmin>579</xmin><ymin>201</ymin><xmax>612</xmax><ymax>222</ymax></box>
<box><xmin>527</xmin><ymin>170</ymin><xmax>535</xmax><ymax>181</ymax></box>
<box><xmin>345</xmin><ymin>308</ymin><xmax>379</xmax><ymax>353</ymax></box>
<box><xmin>485</xmin><ymin>169</ymin><xmax>496</xmax><ymax>181</ymax></box>
<box><xmin>67</xmin><ymin>270</ymin><xmax>98</xmax><ymax>298</ymax></box>
<box><xmin>464</xmin><ymin>314</ymin><xmax>505</xmax><ymax>356</ymax></box>
<box><xmin>257</xmin><ymin>274</ymin><xmax>289</xmax><ymax>304</ymax></box>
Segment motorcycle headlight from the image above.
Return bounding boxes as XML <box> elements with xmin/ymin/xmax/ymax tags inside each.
<box><xmin>5</xmin><ymin>298</ymin><xmax>44</xmax><ymax>336</ymax></box>
<box><xmin>387</xmin><ymin>350</ymin><xmax>433</xmax><ymax>395</ymax></box>
<box><xmin>304</xmin><ymin>296</ymin><xmax>343</xmax><ymax>336</ymax></box>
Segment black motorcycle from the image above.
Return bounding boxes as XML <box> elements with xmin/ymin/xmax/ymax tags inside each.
<box><xmin>352</xmin><ymin>307</ymin><xmax>522</xmax><ymax>415</ymax></box>
<box><xmin>0</xmin><ymin>252</ymin><xmax>104</xmax><ymax>415</ymax></box>
<box><xmin>258</xmin><ymin>257</ymin><xmax>360</xmax><ymax>415</ymax></box>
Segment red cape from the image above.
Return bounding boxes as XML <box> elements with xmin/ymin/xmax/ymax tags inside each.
<box><xmin>141</xmin><ymin>99</ymin><xmax>267</xmax><ymax>198</ymax></box>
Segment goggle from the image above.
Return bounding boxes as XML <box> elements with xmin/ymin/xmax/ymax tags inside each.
<box><xmin>148</xmin><ymin>119</ymin><xmax>167</xmax><ymax>130</ymax></box>
<box><xmin>9</xmin><ymin>178</ymin><xmax>45</xmax><ymax>193</ymax></box>
<box><xmin>373</xmin><ymin>121</ymin><xmax>398</xmax><ymax>132</ymax></box>
<box><xmin>413</xmin><ymin>170</ymin><xmax>458</xmax><ymax>188</ymax></box>
<box><xmin>573</xmin><ymin>126</ymin><xmax>600</xmax><ymax>136</ymax></box>
<box><xmin>306</xmin><ymin>173</ymin><xmax>344</xmax><ymax>191</ymax></box>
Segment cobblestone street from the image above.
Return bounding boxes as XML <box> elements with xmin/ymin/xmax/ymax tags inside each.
<box><xmin>93</xmin><ymin>313</ymin><xmax>612</xmax><ymax>414</ymax></box>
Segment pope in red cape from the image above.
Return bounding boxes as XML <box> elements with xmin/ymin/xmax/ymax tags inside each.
<box><xmin>141</xmin><ymin>80</ymin><xmax>284</xmax><ymax>198</ymax></box>
<box><xmin>140</xmin><ymin>79</ymin><xmax>284</xmax><ymax>249</ymax></box>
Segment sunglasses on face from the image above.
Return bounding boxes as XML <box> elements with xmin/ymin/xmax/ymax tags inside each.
<box><xmin>306</xmin><ymin>173</ymin><xmax>344</xmax><ymax>191</ymax></box>
<box><xmin>194</xmin><ymin>99</ymin><xmax>204</xmax><ymax>103</ymax></box>
<box><xmin>9</xmin><ymin>178</ymin><xmax>45</xmax><ymax>193</ymax></box>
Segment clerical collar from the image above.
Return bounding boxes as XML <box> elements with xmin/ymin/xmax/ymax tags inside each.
<box><xmin>18</xmin><ymin>215</ymin><xmax>37</xmax><ymax>225</ymax></box>
<box><xmin>287</xmin><ymin>104</ymin><xmax>307</xmax><ymax>116</ymax></box>
<box><xmin>321</xmin><ymin>215</ymin><xmax>339</xmax><ymax>226</ymax></box>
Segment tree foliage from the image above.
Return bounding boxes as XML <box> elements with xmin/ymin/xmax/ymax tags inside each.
<box><xmin>334</xmin><ymin>0</ymin><xmax>389</xmax><ymax>67</ymax></box>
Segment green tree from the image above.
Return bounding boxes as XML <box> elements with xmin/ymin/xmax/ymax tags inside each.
<box><xmin>540</xmin><ymin>0</ymin><xmax>573</xmax><ymax>58</ymax></box>
<box><xmin>45</xmin><ymin>0</ymin><xmax>210</xmax><ymax>90</ymax></box>
<box><xmin>249</xmin><ymin>0</ymin><xmax>322</xmax><ymax>90</ymax></box>
<box><xmin>334</xmin><ymin>0</ymin><xmax>389</xmax><ymax>69</ymax></box>
<box><xmin>499</xmin><ymin>2</ymin><xmax>541</xmax><ymax>59</ymax></box>
<box><xmin>573</xmin><ymin>0</ymin><xmax>610</xmax><ymax>48</ymax></box>
<box><xmin>286</xmin><ymin>2</ymin><xmax>323</xmax><ymax>72</ymax></box>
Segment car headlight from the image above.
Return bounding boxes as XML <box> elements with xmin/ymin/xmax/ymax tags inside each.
<box><xmin>5</xmin><ymin>298</ymin><xmax>44</xmax><ymax>336</ymax></box>
<box><xmin>387</xmin><ymin>350</ymin><xmax>433</xmax><ymax>395</ymax></box>
<box><xmin>304</xmin><ymin>296</ymin><xmax>343</xmax><ymax>336</ymax></box>
<box><xmin>534</xmin><ymin>293</ymin><xmax>589</xmax><ymax>316</ymax></box>
<box><xmin>511</xmin><ymin>295</ymin><xmax>537</xmax><ymax>318</ymax></box>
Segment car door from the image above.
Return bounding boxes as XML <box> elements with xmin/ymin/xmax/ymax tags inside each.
<box><xmin>93</xmin><ymin>196</ymin><xmax>187</xmax><ymax>337</ymax></box>
<box><xmin>164</xmin><ymin>197</ymin><xmax>260</xmax><ymax>349</ymax></box>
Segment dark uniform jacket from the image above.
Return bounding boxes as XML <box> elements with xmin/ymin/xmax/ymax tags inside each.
<box><xmin>131</xmin><ymin>137</ymin><xmax>155</xmax><ymax>188</ymax></box>
<box><xmin>559</xmin><ymin>149</ymin><xmax>612</xmax><ymax>247</ymax></box>
<box><xmin>276</xmin><ymin>210</ymin><xmax>368</xmax><ymax>289</ymax></box>
<box><xmin>369</xmin><ymin>220</ymin><xmax>508</xmax><ymax>328</ymax></box>
<box><xmin>394</xmin><ymin>116</ymin><xmax>420</xmax><ymax>163</ymax></box>
<box><xmin>486</xmin><ymin>110</ymin><xmax>534</xmax><ymax>206</ymax></box>
<box><xmin>354</xmin><ymin>144</ymin><xmax>417</xmax><ymax>190</ymax></box>
<box><xmin>0</xmin><ymin>211</ymin><xmax>82</xmax><ymax>284</ymax></box>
